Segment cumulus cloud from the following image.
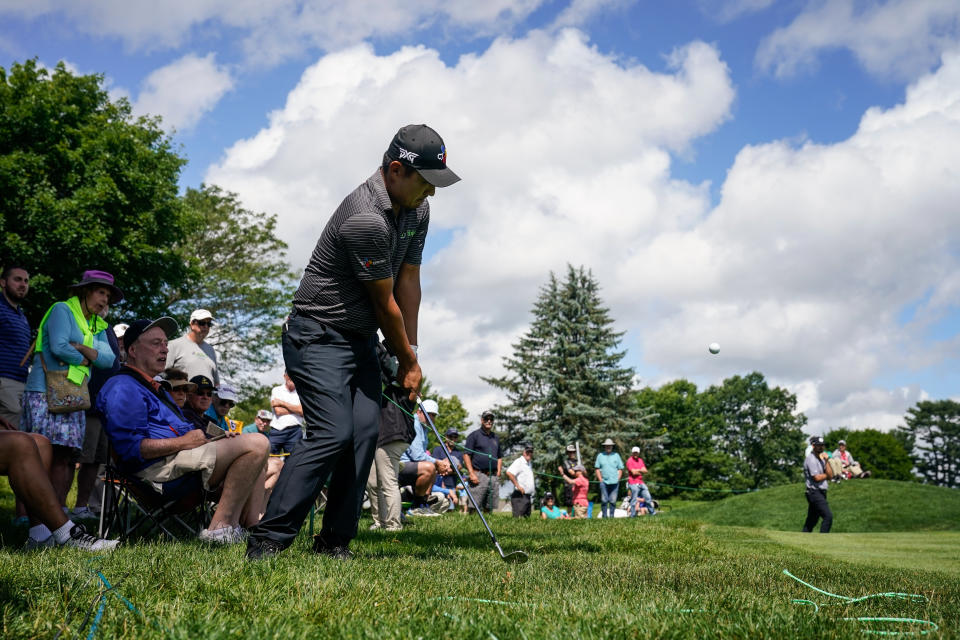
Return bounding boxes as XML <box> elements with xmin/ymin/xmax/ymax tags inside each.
<box><xmin>756</xmin><ymin>0</ymin><xmax>960</xmax><ymax>80</ymax></box>
<box><xmin>700</xmin><ymin>0</ymin><xmax>775</xmax><ymax>23</ymax></box>
<box><xmin>132</xmin><ymin>53</ymin><xmax>234</xmax><ymax>131</ymax></box>
<box><xmin>551</xmin><ymin>0</ymin><xmax>635</xmax><ymax>29</ymax></box>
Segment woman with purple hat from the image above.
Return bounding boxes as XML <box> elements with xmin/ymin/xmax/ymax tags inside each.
<box><xmin>21</xmin><ymin>270</ymin><xmax>121</xmax><ymax>506</ymax></box>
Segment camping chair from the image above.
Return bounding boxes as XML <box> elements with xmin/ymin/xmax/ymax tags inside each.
<box><xmin>98</xmin><ymin>454</ymin><xmax>212</xmax><ymax>542</ymax></box>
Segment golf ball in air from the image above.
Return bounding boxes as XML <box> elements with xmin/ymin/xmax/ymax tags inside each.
<box><xmin>708</xmin><ymin>342</ymin><xmax>720</xmax><ymax>354</ymax></box>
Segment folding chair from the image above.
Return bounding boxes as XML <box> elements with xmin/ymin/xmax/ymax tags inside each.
<box><xmin>98</xmin><ymin>455</ymin><xmax>211</xmax><ymax>542</ymax></box>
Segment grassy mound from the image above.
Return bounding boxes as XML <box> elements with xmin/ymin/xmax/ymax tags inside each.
<box><xmin>663</xmin><ymin>479</ymin><xmax>960</xmax><ymax>532</ymax></box>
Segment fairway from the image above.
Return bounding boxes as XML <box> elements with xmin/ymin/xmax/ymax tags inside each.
<box><xmin>2</xmin><ymin>481</ymin><xmax>959</xmax><ymax>640</ymax></box>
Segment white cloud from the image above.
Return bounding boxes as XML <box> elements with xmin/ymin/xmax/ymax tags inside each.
<box><xmin>756</xmin><ymin>0</ymin><xmax>960</xmax><ymax>80</ymax></box>
<box><xmin>132</xmin><ymin>53</ymin><xmax>234</xmax><ymax>131</ymax></box>
<box><xmin>700</xmin><ymin>0</ymin><xmax>775</xmax><ymax>23</ymax></box>
<box><xmin>551</xmin><ymin>0</ymin><xmax>635</xmax><ymax>29</ymax></box>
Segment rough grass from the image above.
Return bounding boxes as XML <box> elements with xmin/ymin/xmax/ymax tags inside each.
<box><xmin>662</xmin><ymin>479</ymin><xmax>960</xmax><ymax>532</ymax></box>
<box><xmin>1</xmin><ymin>479</ymin><xmax>958</xmax><ymax>639</ymax></box>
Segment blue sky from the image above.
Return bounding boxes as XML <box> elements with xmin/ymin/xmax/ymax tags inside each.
<box><xmin>3</xmin><ymin>0</ymin><xmax>959</xmax><ymax>431</ymax></box>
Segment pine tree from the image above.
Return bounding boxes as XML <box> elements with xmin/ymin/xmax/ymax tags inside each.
<box><xmin>484</xmin><ymin>265</ymin><xmax>647</xmax><ymax>471</ymax></box>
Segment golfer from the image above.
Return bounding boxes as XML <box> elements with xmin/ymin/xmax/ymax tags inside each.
<box><xmin>802</xmin><ymin>435</ymin><xmax>834</xmax><ymax>533</ymax></box>
<box><xmin>246</xmin><ymin>124</ymin><xmax>460</xmax><ymax>560</ymax></box>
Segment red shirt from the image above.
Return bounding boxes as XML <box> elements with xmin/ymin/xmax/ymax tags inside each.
<box><xmin>626</xmin><ymin>455</ymin><xmax>646</xmax><ymax>484</ymax></box>
<box><xmin>571</xmin><ymin>476</ymin><xmax>589</xmax><ymax>506</ymax></box>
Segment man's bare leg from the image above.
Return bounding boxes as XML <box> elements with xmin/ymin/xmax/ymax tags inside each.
<box><xmin>414</xmin><ymin>461</ymin><xmax>437</xmax><ymax>499</ymax></box>
<box><xmin>264</xmin><ymin>457</ymin><xmax>284</xmax><ymax>504</ymax></box>
<box><xmin>206</xmin><ymin>434</ymin><xmax>269</xmax><ymax>530</ymax></box>
<box><xmin>239</xmin><ymin>464</ymin><xmax>268</xmax><ymax>527</ymax></box>
<box><xmin>0</xmin><ymin>432</ymin><xmax>68</xmax><ymax>531</ymax></box>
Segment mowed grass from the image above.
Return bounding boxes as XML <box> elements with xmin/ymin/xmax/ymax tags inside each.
<box><xmin>1</xmin><ymin>479</ymin><xmax>958</xmax><ymax>639</ymax></box>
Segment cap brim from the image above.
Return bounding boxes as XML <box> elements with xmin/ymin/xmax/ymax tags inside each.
<box><xmin>147</xmin><ymin>317</ymin><xmax>179</xmax><ymax>338</ymax></box>
<box><xmin>416</xmin><ymin>166</ymin><xmax>461</xmax><ymax>188</ymax></box>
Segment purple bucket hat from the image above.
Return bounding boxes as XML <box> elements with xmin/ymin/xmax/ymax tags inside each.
<box><xmin>70</xmin><ymin>269</ymin><xmax>124</xmax><ymax>303</ymax></box>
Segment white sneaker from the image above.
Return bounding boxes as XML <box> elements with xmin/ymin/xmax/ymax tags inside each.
<box><xmin>407</xmin><ymin>507</ymin><xmax>441</xmax><ymax>517</ymax></box>
<box><xmin>60</xmin><ymin>524</ymin><xmax>120</xmax><ymax>552</ymax></box>
<box><xmin>233</xmin><ymin>526</ymin><xmax>249</xmax><ymax>541</ymax></box>
<box><xmin>199</xmin><ymin>526</ymin><xmax>244</xmax><ymax>545</ymax></box>
<box><xmin>24</xmin><ymin>535</ymin><xmax>55</xmax><ymax>551</ymax></box>
<box><xmin>368</xmin><ymin>522</ymin><xmax>382</xmax><ymax>531</ymax></box>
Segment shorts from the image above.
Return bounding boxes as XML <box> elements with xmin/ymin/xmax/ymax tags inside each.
<box><xmin>75</xmin><ymin>413</ymin><xmax>109</xmax><ymax>464</ymax></box>
<box><xmin>398</xmin><ymin>460</ymin><xmax>421</xmax><ymax>487</ymax></box>
<box><xmin>136</xmin><ymin>442</ymin><xmax>218</xmax><ymax>492</ymax></box>
<box><xmin>267</xmin><ymin>425</ymin><xmax>302</xmax><ymax>455</ymax></box>
<box><xmin>573</xmin><ymin>504</ymin><xmax>589</xmax><ymax>519</ymax></box>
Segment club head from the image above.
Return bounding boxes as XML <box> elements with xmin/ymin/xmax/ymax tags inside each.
<box><xmin>501</xmin><ymin>550</ymin><xmax>529</xmax><ymax>564</ymax></box>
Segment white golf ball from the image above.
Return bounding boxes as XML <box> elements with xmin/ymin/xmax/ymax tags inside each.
<box><xmin>708</xmin><ymin>342</ymin><xmax>720</xmax><ymax>354</ymax></box>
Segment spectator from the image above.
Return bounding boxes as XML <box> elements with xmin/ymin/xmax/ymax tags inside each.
<box><xmin>268</xmin><ymin>372</ymin><xmax>304</xmax><ymax>455</ymax></box>
<box><xmin>70</xmin><ymin>309</ymin><xmax>123</xmax><ymax>520</ymax></box>
<box><xmin>594</xmin><ymin>438</ymin><xmax>624</xmax><ymax>519</ymax></box>
<box><xmin>561</xmin><ymin>465</ymin><xmax>590</xmax><ymax>518</ymax></box>
<box><xmin>431</xmin><ymin>428</ymin><xmax>464</xmax><ymax>511</ymax></box>
<box><xmin>830</xmin><ymin>440</ymin><xmax>871</xmax><ymax>480</ymax></box>
<box><xmin>181</xmin><ymin>375</ymin><xmax>216</xmax><ymax>430</ymax></box>
<box><xmin>557</xmin><ymin>444</ymin><xmax>578</xmax><ymax>507</ymax></box>
<box><xmin>166</xmin><ymin>309</ymin><xmax>219</xmax><ymax>385</ymax></box>
<box><xmin>0</xmin><ymin>266</ymin><xmax>31</xmax><ymax>429</ymax></box>
<box><xmin>464</xmin><ymin>410</ymin><xmax>502</xmax><ymax>513</ymax></box>
<box><xmin>398</xmin><ymin>399</ymin><xmax>450</xmax><ymax>517</ymax></box>
<box><xmin>505</xmin><ymin>444</ymin><xmax>535</xmax><ymax>518</ymax></box>
<box><xmin>244</xmin><ymin>410</ymin><xmax>285</xmax><ymax>504</ymax></box>
<box><xmin>97</xmin><ymin>317</ymin><xmax>269</xmax><ymax>544</ymax></box>
<box><xmin>540</xmin><ymin>492</ymin><xmax>570</xmax><ymax>520</ymax></box>
<box><xmin>457</xmin><ymin>483</ymin><xmax>468</xmax><ymax>514</ymax></box>
<box><xmin>162</xmin><ymin>368</ymin><xmax>195</xmax><ymax>409</ymax></box>
<box><xmin>113</xmin><ymin>323</ymin><xmax>129</xmax><ymax>363</ymax></box>
<box><xmin>633</xmin><ymin>497</ymin><xmax>653</xmax><ymax>516</ymax></box>
<box><xmin>625</xmin><ymin>446</ymin><xmax>656</xmax><ymax>516</ymax></box>
<box><xmin>244</xmin><ymin>409</ymin><xmax>273</xmax><ymax>434</ymax></box>
<box><xmin>802</xmin><ymin>435</ymin><xmax>834</xmax><ymax>533</ymax></box>
<box><xmin>22</xmin><ymin>270</ymin><xmax>120</xmax><ymax>508</ymax></box>
<box><xmin>207</xmin><ymin>385</ymin><xmax>240</xmax><ymax>432</ymax></box>
<box><xmin>1</xmin><ymin>426</ymin><xmax>118</xmax><ymax>551</ymax></box>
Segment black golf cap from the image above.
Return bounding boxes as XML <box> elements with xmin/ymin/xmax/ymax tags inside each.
<box><xmin>385</xmin><ymin>124</ymin><xmax>461</xmax><ymax>188</ymax></box>
<box><xmin>123</xmin><ymin>317</ymin><xmax>179</xmax><ymax>349</ymax></box>
<box><xmin>190</xmin><ymin>375</ymin><xmax>215</xmax><ymax>391</ymax></box>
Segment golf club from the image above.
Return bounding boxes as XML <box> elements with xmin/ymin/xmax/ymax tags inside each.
<box><xmin>416</xmin><ymin>397</ymin><xmax>529</xmax><ymax>564</ymax></box>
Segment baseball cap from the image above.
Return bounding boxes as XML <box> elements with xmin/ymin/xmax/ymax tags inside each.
<box><xmin>631</xmin><ymin>446</ymin><xmax>640</xmax><ymax>454</ymax></box>
<box><xmin>543</xmin><ymin>492</ymin><xmax>555</xmax><ymax>500</ymax></box>
<box><xmin>169</xmin><ymin>378</ymin><xmax>197</xmax><ymax>393</ymax></box>
<box><xmin>810</xmin><ymin>435</ymin><xmax>825</xmax><ymax>445</ymax></box>
<box><xmin>566</xmin><ymin>444</ymin><xmax>577</xmax><ymax>453</ymax></box>
<box><xmin>481</xmin><ymin>410</ymin><xmax>495</xmax><ymax>419</ymax></box>
<box><xmin>602</xmin><ymin>438</ymin><xmax>615</xmax><ymax>446</ymax></box>
<box><xmin>113</xmin><ymin>323</ymin><xmax>129</xmax><ymax>339</ymax></box>
<box><xmin>385</xmin><ymin>124</ymin><xmax>461</xmax><ymax>188</ymax></box>
<box><xmin>216</xmin><ymin>385</ymin><xmax>239</xmax><ymax>403</ymax></box>
<box><xmin>420</xmin><ymin>399</ymin><xmax>439</xmax><ymax>415</ymax></box>
<box><xmin>444</xmin><ymin>428</ymin><xmax>459</xmax><ymax>438</ymax></box>
<box><xmin>123</xmin><ymin>317</ymin><xmax>179</xmax><ymax>349</ymax></box>
<box><xmin>190</xmin><ymin>375</ymin><xmax>215</xmax><ymax>391</ymax></box>
<box><xmin>572</xmin><ymin>464</ymin><xmax>586</xmax><ymax>472</ymax></box>
<box><xmin>190</xmin><ymin>309</ymin><xmax>214</xmax><ymax>323</ymax></box>
<box><xmin>838</xmin><ymin>439</ymin><xmax>846</xmax><ymax>445</ymax></box>
<box><xmin>256</xmin><ymin>409</ymin><xmax>274</xmax><ymax>421</ymax></box>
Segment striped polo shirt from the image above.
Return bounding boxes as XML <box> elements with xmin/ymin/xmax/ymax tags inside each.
<box><xmin>293</xmin><ymin>170</ymin><xmax>429</xmax><ymax>335</ymax></box>
<box><xmin>0</xmin><ymin>295</ymin><xmax>31</xmax><ymax>382</ymax></box>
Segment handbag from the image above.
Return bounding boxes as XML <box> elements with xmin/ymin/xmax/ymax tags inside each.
<box><xmin>40</xmin><ymin>354</ymin><xmax>91</xmax><ymax>414</ymax></box>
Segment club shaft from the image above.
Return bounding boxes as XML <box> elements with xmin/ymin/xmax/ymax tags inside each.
<box><xmin>417</xmin><ymin>398</ymin><xmax>503</xmax><ymax>552</ymax></box>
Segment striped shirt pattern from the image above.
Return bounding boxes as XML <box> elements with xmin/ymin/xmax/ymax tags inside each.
<box><xmin>0</xmin><ymin>297</ymin><xmax>31</xmax><ymax>382</ymax></box>
<box><xmin>293</xmin><ymin>170</ymin><xmax>429</xmax><ymax>335</ymax></box>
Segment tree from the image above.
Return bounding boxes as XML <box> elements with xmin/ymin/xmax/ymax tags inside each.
<box><xmin>163</xmin><ymin>185</ymin><xmax>298</xmax><ymax>384</ymax></box>
<box><xmin>823</xmin><ymin>427</ymin><xmax>915</xmax><ymax>482</ymax></box>
<box><xmin>0</xmin><ymin>60</ymin><xmax>188</xmax><ymax>323</ymax></box>
<box><xmin>899</xmin><ymin>400</ymin><xmax>960</xmax><ymax>488</ymax></box>
<box><xmin>484</xmin><ymin>265</ymin><xmax>648</xmax><ymax>464</ymax></box>
<box><xmin>702</xmin><ymin>372</ymin><xmax>807</xmax><ymax>490</ymax></box>
<box><xmin>634</xmin><ymin>380</ymin><xmax>737</xmax><ymax>500</ymax></box>
<box><xmin>416</xmin><ymin>377</ymin><xmax>473</xmax><ymax>449</ymax></box>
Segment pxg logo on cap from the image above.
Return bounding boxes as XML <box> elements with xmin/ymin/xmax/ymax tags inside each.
<box><xmin>387</xmin><ymin>124</ymin><xmax>461</xmax><ymax>188</ymax></box>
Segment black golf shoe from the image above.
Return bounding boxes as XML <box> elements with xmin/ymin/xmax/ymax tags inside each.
<box><xmin>312</xmin><ymin>532</ymin><xmax>353</xmax><ymax>560</ymax></box>
<box><xmin>246</xmin><ymin>537</ymin><xmax>285</xmax><ymax>560</ymax></box>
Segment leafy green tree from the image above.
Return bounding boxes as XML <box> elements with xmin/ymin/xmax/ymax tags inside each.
<box><xmin>824</xmin><ymin>427</ymin><xmax>915</xmax><ymax>482</ymax></box>
<box><xmin>899</xmin><ymin>400</ymin><xmax>960</xmax><ymax>488</ymax></box>
<box><xmin>634</xmin><ymin>380</ymin><xmax>737</xmax><ymax>500</ymax></box>
<box><xmin>162</xmin><ymin>185</ymin><xmax>298</xmax><ymax>385</ymax></box>
<box><xmin>702</xmin><ymin>372</ymin><xmax>807</xmax><ymax>490</ymax></box>
<box><xmin>484</xmin><ymin>265</ymin><xmax>647</xmax><ymax>465</ymax></box>
<box><xmin>0</xmin><ymin>60</ymin><xmax>188</xmax><ymax>324</ymax></box>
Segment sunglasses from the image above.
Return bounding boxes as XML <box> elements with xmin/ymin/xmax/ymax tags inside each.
<box><xmin>195</xmin><ymin>390</ymin><xmax>213</xmax><ymax>397</ymax></box>
<box><xmin>194</xmin><ymin>320</ymin><xmax>213</xmax><ymax>327</ymax></box>
<box><xmin>217</xmin><ymin>399</ymin><xmax>235</xmax><ymax>407</ymax></box>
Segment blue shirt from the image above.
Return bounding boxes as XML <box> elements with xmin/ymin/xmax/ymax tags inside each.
<box><xmin>97</xmin><ymin>370</ymin><xmax>195</xmax><ymax>473</ymax></box>
<box><xmin>205</xmin><ymin>405</ymin><xmax>228</xmax><ymax>431</ymax></box>
<box><xmin>595</xmin><ymin>451</ymin><xmax>624</xmax><ymax>484</ymax></box>
<box><xmin>25</xmin><ymin>301</ymin><xmax>115</xmax><ymax>393</ymax></box>
<box><xmin>0</xmin><ymin>295</ymin><xmax>32</xmax><ymax>382</ymax></box>
<box><xmin>401</xmin><ymin>416</ymin><xmax>436</xmax><ymax>463</ymax></box>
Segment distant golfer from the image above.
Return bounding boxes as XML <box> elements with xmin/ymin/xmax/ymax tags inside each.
<box><xmin>802</xmin><ymin>435</ymin><xmax>834</xmax><ymax>533</ymax></box>
<box><xmin>246</xmin><ymin>124</ymin><xmax>460</xmax><ymax>560</ymax></box>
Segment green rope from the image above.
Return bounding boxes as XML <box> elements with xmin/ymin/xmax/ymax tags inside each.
<box><xmin>432</xmin><ymin>596</ymin><xmax>533</xmax><ymax>607</ymax></box>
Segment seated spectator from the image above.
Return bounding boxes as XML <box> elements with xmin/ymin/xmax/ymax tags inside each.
<box><xmin>97</xmin><ymin>318</ymin><xmax>269</xmax><ymax>544</ymax></box>
<box><xmin>244</xmin><ymin>409</ymin><xmax>273</xmax><ymax>434</ymax></box>
<box><xmin>207</xmin><ymin>385</ymin><xmax>241</xmax><ymax>432</ymax></box>
<box><xmin>245</xmin><ymin>410</ymin><xmax>284</xmax><ymax>504</ymax></box>
<box><xmin>162</xmin><ymin>368</ymin><xmax>195</xmax><ymax>409</ymax></box>
<box><xmin>540</xmin><ymin>492</ymin><xmax>570</xmax><ymax>520</ymax></box>
<box><xmin>181</xmin><ymin>375</ymin><xmax>216</xmax><ymax>431</ymax></box>
<box><xmin>269</xmin><ymin>372</ymin><xmax>304</xmax><ymax>454</ymax></box>
<box><xmin>1</xmin><ymin>422</ymin><xmax>118</xmax><ymax>551</ymax></box>
<box><xmin>633</xmin><ymin>497</ymin><xmax>652</xmax><ymax>516</ymax></box>
<box><xmin>431</xmin><ymin>427</ymin><xmax>464</xmax><ymax>511</ymax></box>
<box><xmin>398</xmin><ymin>399</ymin><xmax>450</xmax><ymax>517</ymax></box>
<box><xmin>456</xmin><ymin>483</ymin><xmax>468</xmax><ymax>514</ymax></box>
<box><xmin>561</xmin><ymin>464</ymin><xmax>590</xmax><ymax>519</ymax></box>
<box><xmin>830</xmin><ymin>440</ymin><xmax>871</xmax><ymax>479</ymax></box>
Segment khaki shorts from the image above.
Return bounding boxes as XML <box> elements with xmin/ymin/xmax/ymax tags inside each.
<box><xmin>136</xmin><ymin>442</ymin><xmax>218</xmax><ymax>492</ymax></box>
<box><xmin>0</xmin><ymin>377</ymin><xmax>25</xmax><ymax>429</ymax></box>
<box><xmin>573</xmin><ymin>504</ymin><xmax>589</xmax><ymax>519</ymax></box>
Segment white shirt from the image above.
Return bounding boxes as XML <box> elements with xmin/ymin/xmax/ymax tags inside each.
<box><xmin>507</xmin><ymin>456</ymin><xmax>535</xmax><ymax>494</ymax></box>
<box><xmin>270</xmin><ymin>384</ymin><xmax>304</xmax><ymax>431</ymax></box>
